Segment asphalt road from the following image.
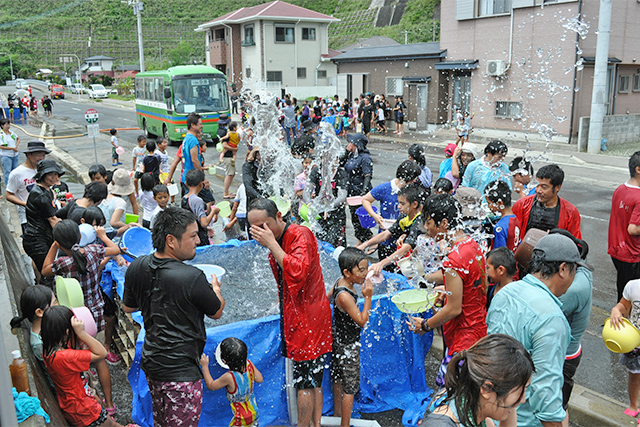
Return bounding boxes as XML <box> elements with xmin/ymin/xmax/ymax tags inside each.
<box><xmin>0</xmin><ymin>84</ymin><xmax>622</xmax><ymax>424</ymax></box>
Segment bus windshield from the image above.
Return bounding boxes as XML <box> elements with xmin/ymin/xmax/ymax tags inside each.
<box><xmin>173</xmin><ymin>75</ymin><xmax>229</xmax><ymax>114</ymax></box>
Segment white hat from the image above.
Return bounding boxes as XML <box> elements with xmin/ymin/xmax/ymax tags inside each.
<box><xmin>78</xmin><ymin>223</ymin><xmax>96</xmax><ymax>247</ymax></box>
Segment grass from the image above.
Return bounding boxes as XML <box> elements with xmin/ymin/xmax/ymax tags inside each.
<box><xmin>108</xmin><ymin>94</ymin><xmax>134</xmax><ymax>101</ymax></box>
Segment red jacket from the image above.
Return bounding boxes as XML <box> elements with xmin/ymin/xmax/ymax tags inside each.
<box><xmin>269</xmin><ymin>224</ymin><xmax>332</xmax><ymax>361</ymax></box>
<box><xmin>513</xmin><ymin>194</ymin><xmax>582</xmax><ymax>239</ymax></box>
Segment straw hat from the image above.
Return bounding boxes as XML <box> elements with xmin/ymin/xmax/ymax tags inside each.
<box><xmin>108</xmin><ymin>168</ymin><xmax>134</xmax><ymax>195</ymax></box>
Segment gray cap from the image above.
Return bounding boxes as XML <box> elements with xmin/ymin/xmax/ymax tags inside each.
<box><xmin>533</xmin><ymin>234</ymin><xmax>593</xmax><ymax>270</ymax></box>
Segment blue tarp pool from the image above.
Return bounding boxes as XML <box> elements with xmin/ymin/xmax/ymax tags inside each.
<box><xmin>105</xmin><ymin>240</ymin><xmax>434</xmax><ymax>426</ymax></box>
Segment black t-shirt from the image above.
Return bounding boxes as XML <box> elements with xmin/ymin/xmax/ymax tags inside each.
<box><xmin>362</xmin><ymin>105</ymin><xmax>374</xmax><ymax>122</ymax></box>
<box><xmin>527</xmin><ymin>200</ymin><xmax>561</xmax><ymax>232</ymax></box>
<box><xmin>52</xmin><ymin>181</ymin><xmax>69</xmax><ymax>202</ymax></box>
<box><xmin>143</xmin><ymin>154</ymin><xmax>160</xmax><ymax>177</ymax></box>
<box><xmin>24</xmin><ymin>184</ymin><xmax>57</xmax><ymax>240</ymax></box>
<box><xmin>387</xmin><ymin>213</ymin><xmax>423</xmax><ymax>248</ymax></box>
<box><xmin>123</xmin><ymin>254</ymin><xmax>222</xmax><ymax>382</ymax></box>
<box><xmin>55</xmin><ymin>199</ymin><xmax>78</xmax><ymax>220</ymax></box>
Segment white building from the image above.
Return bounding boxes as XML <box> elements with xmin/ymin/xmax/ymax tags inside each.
<box><xmin>196</xmin><ymin>1</ymin><xmax>340</xmax><ymax>98</ymax></box>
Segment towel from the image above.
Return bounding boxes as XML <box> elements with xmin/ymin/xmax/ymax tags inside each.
<box><xmin>12</xmin><ymin>387</ymin><xmax>50</xmax><ymax>423</ymax></box>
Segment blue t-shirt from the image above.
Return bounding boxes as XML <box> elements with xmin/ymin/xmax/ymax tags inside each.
<box><xmin>439</xmin><ymin>158</ymin><xmax>453</xmax><ymax>179</ymax></box>
<box><xmin>492</xmin><ymin>214</ymin><xmax>521</xmax><ymax>251</ymax></box>
<box><xmin>370</xmin><ymin>181</ymin><xmax>399</xmax><ymax>246</ymax></box>
<box><xmin>419</xmin><ymin>165</ymin><xmax>433</xmax><ymax>189</ymax></box>
<box><xmin>181</xmin><ymin>133</ymin><xmax>200</xmax><ymax>183</ymax></box>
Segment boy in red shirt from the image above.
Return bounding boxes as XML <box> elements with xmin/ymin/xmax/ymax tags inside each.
<box><xmin>408</xmin><ymin>193</ymin><xmax>487</xmax><ymax>386</ymax></box>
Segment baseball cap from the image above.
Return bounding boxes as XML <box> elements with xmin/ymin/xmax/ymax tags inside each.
<box><xmin>445</xmin><ymin>143</ymin><xmax>457</xmax><ymax>156</ymax></box>
<box><xmin>533</xmin><ymin>234</ymin><xmax>593</xmax><ymax>270</ymax></box>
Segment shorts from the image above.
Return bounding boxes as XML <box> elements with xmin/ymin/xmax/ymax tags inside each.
<box><xmin>134</xmin><ymin>171</ymin><xmax>143</xmax><ymax>179</ymax></box>
<box><xmin>86</xmin><ymin>408</ymin><xmax>109</xmax><ymax>427</ymax></box>
<box><xmin>377</xmin><ymin>120</ymin><xmax>385</xmax><ymax>127</ymax></box>
<box><xmin>396</xmin><ymin>115</ymin><xmax>404</xmax><ymax>124</ymax></box>
<box><xmin>101</xmin><ymin>288</ymin><xmax>116</xmax><ymax>317</ymax></box>
<box><xmin>620</xmin><ymin>348</ymin><xmax>640</xmax><ymax>373</ymax></box>
<box><xmin>562</xmin><ymin>351</ymin><xmax>582</xmax><ymax>409</ymax></box>
<box><xmin>222</xmin><ymin>157</ymin><xmax>235</xmax><ymax>176</ymax></box>
<box><xmin>148</xmin><ymin>378</ymin><xmax>203</xmax><ymax>427</ymax></box>
<box><xmin>292</xmin><ymin>354</ymin><xmax>326</xmax><ymax>390</ymax></box>
<box><xmin>436</xmin><ymin>350</ymin><xmax>455</xmax><ymax>387</ymax></box>
<box><xmin>330</xmin><ymin>342</ymin><xmax>361</xmax><ymax>395</ymax></box>
<box><xmin>112</xmin><ymin>147</ymin><xmax>118</xmax><ymax>159</ymax></box>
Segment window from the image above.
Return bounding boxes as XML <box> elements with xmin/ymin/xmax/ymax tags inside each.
<box><xmin>619</xmin><ymin>75</ymin><xmax>631</xmax><ymax>93</ymax></box>
<box><xmin>302</xmin><ymin>28</ymin><xmax>316</xmax><ymax>40</ymax></box>
<box><xmin>213</xmin><ymin>28</ymin><xmax>225</xmax><ymax>42</ymax></box>
<box><xmin>385</xmin><ymin>77</ymin><xmax>403</xmax><ymax>96</ymax></box>
<box><xmin>317</xmin><ymin>70</ymin><xmax>327</xmax><ymax>79</ymax></box>
<box><xmin>267</xmin><ymin>71</ymin><xmax>282</xmax><ymax>82</ymax></box>
<box><xmin>297</xmin><ymin>68</ymin><xmax>307</xmax><ymax>79</ymax></box>
<box><xmin>478</xmin><ymin>0</ymin><xmax>511</xmax><ymax>16</ymax></box>
<box><xmin>633</xmin><ymin>74</ymin><xmax>640</xmax><ymax>92</ymax></box>
<box><xmin>243</xmin><ymin>25</ymin><xmax>255</xmax><ymax>46</ymax></box>
<box><xmin>495</xmin><ymin>101</ymin><xmax>522</xmax><ymax>119</ymax></box>
<box><xmin>245</xmin><ymin>68</ymin><xmax>252</xmax><ymax>79</ymax></box>
<box><xmin>275</xmin><ymin>26</ymin><xmax>295</xmax><ymax>43</ymax></box>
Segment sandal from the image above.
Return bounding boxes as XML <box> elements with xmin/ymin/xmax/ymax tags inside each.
<box><xmin>625</xmin><ymin>408</ymin><xmax>639</xmax><ymax>418</ymax></box>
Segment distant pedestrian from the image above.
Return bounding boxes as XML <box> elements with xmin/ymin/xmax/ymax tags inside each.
<box><xmin>231</xmin><ymin>91</ymin><xmax>238</xmax><ymax>114</ymax></box>
<box><xmin>393</xmin><ymin>96</ymin><xmax>406</xmax><ymax>135</ymax></box>
<box><xmin>0</xmin><ymin>118</ymin><xmax>21</xmax><ymax>190</ymax></box>
<box><xmin>110</xmin><ymin>128</ymin><xmax>122</xmax><ymax>166</ymax></box>
<box><xmin>41</xmin><ymin>96</ymin><xmax>52</xmax><ymax>118</ymax></box>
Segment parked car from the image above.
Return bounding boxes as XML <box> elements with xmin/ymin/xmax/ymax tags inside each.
<box><xmin>15</xmin><ymin>79</ymin><xmax>25</xmax><ymax>89</ymax></box>
<box><xmin>88</xmin><ymin>84</ymin><xmax>108</xmax><ymax>99</ymax></box>
<box><xmin>69</xmin><ymin>83</ymin><xmax>85</xmax><ymax>94</ymax></box>
<box><xmin>50</xmin><ymin>85</ymin><xmax>65</xmax><ymax>99</ymax></box>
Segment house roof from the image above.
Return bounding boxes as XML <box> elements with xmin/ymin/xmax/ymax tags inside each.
<box><xmin>332</xmin><ymin>42</ymin><xmax>445</xmax><ymax>63</ymax></box>
<box><xmin>37</xmin><ymin>68</ymin><xmax>53</xmax><ymax>74</ymax></box>
<box><xmin>435</xmin><ymin>60</ymin><xmax>479</xmax><ymax>70</ymax></box>
<box><xmin>196</xmin><ymin>0</ymin><xmax>339</xmax><ymax>30</ymax></box>
<box><xmin>83</xmin><ymin>55</ymin><xmax>115</xmax><ymax>62</ymax></box>
<box><xmin>338</xmin><ymin>36</ymin><xmax>400</xmax><ymax>52</ymax></box>
<box><xmin>321</xmin><ymin>49</ymin><xmax>343</xmax><ymax>59</ymax></box>
<box><xmin>115</xmin><ymin>65</ymin><xmax>141</xmax><ymax>71</ymax></box>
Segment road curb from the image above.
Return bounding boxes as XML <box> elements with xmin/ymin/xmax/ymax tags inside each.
<box><xmin>40</xmin><ymin>122</ymin><xmax>90</xmax><ymax>185</ymax></box>
<box><xmin>429</xmin><ymin>332</ymin><xmax>630</xmax><ymax>426</ymax></box>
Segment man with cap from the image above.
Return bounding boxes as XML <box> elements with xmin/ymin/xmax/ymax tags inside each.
<box><xmin>6</xmin><ymin>141</ymin><xmax>51</xmax><ymax>234</ymax></box>
<box><xmin>23</xmin><ymin>158</ymin><xmax>64</xmax><ymax>287</ymax></box>
<box><xmin>291</xmin><ymin>120</ymin><xmax>316</xmax><ymax>158</ymax></box>
<box><xmin>487</xmin><ymin>233</ymin><xmax>592</xmax><ymax>427</ymax></box>
<box><xmin>344</xmin><ymin>133</ymin><xmax>373</xmax><ymax>244</ymax></box>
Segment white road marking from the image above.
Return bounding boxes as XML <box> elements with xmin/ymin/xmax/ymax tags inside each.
<box><xmin>581</xmin><ymin>214</ymin><xmax>608</xmax><ymax>223</ymax></box>
<box><xmin>59</xmin><ymin>100</ymin><xmax>78</xmax><ymax>105</ymax></box>
<box><xmin>72</xmin><ymin>107</ymin><xmax>81</xmax><ymax>111</ymax></box>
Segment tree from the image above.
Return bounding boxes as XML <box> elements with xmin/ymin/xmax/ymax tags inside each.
<box><xmin>167</xmin><ymin>42</ymin><xmax>193</xmax><ymax>66</ymax></box>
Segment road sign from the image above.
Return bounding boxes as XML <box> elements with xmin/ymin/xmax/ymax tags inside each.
<box><xmin>87</xmin><ymin>123</ymin><xmax>100</xmax><ymax>137</ymax></box>
<box><xmin>85</xmin><ymin>109</ymin><xmax>99</xmax><ymax>124</ymax></box>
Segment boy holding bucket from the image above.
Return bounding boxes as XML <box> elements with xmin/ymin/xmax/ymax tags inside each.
<box><xmin>182</xmin><ymin>169</ymin><xmax>219</xmax><ymax>246</ymax></box>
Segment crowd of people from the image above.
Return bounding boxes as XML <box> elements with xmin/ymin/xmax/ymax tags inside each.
<box><xmin>5</xmin><ymin>94</ymin><xmax>640</xmax><ymax>427</ymax></box>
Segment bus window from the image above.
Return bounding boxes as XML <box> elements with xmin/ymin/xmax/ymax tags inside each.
<box><xmin>172</xmin><ymin>76</ymin><xmax>229</xmax><ymax>113</ymax></box>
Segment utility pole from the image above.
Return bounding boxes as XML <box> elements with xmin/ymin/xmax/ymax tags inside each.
<box><xmin>0</xmin><ymin>53</ymin><xmax>14</xmax><ymax>80</ymax></box>
<box><xmin>587</xmin><ymin>0</ymin><xmax>612</xmax><ymax>154</ymax></box>
<box><xmin>123</xmin><ymin>0</ymin><xmax>145</xmax><ymax>72</ymax></box>
<box><xmin>402</xmin><ymin>31</ymin><xmax>409</xmax><ymax>45</ymax></box>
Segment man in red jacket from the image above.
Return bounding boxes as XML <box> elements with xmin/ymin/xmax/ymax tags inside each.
<box><xmin>248</xmin><ymin>198</ymin><xmax>332</xmax><ymax>427</ymax></box>
<box><xmin>513</xmin><ymin>164</ymin><xmax>582</xmax><ymax>239</ymax></box>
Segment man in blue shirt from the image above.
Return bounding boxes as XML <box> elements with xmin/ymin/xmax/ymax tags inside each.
<box><xmin>181</xmin><ymin>113</ymin><xmax>203</xmax><ymax>196</ymax></box>
<box><xmin>461</xmin><ymin>140</ymin><xmax>512</xmax><ymax>194</ymax></box>
<box><xmin>487</xmin><ymin>234</ymin><xmax>591</xmax><ymax>427</ymax></box>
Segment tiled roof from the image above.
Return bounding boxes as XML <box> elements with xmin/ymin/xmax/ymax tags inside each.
<box><xmin>332</xmin><ymin>42</ymin><xmax>444</xmax><ymax>62</ymax></box>
<box><xmin>197</xmin><ymin>1</ymin><xmax>339</xmax><ymax>29</ymax></box>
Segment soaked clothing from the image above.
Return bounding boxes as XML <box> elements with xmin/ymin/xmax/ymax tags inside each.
<box><xmin>226</xmin><ymin>361</ymin><xmax>259</xmax><ymax>426</ymax></box>
<box><xmin>387</xmin><ymin>212</ymin><xmax>423</xmax><ymax>249</ymax></box>
<box><xmin>123</xmin><ymin>255</ymin><xmax>222</xmax><ymax>382</ymax></box>
<box><xmin>147</xmin><ymin>378</ymin><xmax>203</xmax><ymax>427</ymax></box>
<box><xmin>181</xmin><ymin>194</ymin><xmax>210</xmax><ymax>246</ymax></box>
<box><xmin>487</xmin><ymin>274</ymin><xmax>570</xmax><ymax>426</ymax></box>
<box><xmin>513</xmin><ymin>194</ymin><xmax>582</xmax><ymax>238</ymax></box>
<box><xmin>24</xmin><ymin>184</ymin><xmax>57</xmax><ymax>287</ymax></box>
<box><xmin>292</xmin><ymin>354</ymin><xmax>326</xmax><ymax>390</ymax></box>
<box><xmin>268</xmin><ymin>224</ymin><xmax>332</xmax><ymax>361</ymax></box>
<box><xmin>330</xmin><ymin>282</ymin><xmax>362</xmax><ymax>395</ymax></box>
<box><xmin>308</xmin><ymin>167</ymin><xmax>348</xmax><ymax>248</ymax></box>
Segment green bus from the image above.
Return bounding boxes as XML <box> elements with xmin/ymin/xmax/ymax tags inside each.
<box><xmin>134</xmin><ymin>65</ymin><xmax>230</xmax><ymax>144</ymax></box>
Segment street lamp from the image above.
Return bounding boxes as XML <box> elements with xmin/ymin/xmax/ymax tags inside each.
<box><xmin>122</xmin><ymin>0</ymin><xmax>145</xmax><ymax>72</ymax></box>
<box><xmin>59</xmin><ymin>54</ymin><xmax>82</xmax><ymax>83</ymax></box>
<box><xmin>0</xmin><ymin>53</ymin><xmax>14</xmax><ymax>81</ymax></box>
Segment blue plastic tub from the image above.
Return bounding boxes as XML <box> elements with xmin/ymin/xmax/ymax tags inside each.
<box><xmin>121</xmin><ymin>227</ymin><xmax>153</xmax><ymax>258</ymax></box>
<box><xmin>355</xmin><ymin>205</ymin><xmax>378</xmax><ymax>229</ymax></box>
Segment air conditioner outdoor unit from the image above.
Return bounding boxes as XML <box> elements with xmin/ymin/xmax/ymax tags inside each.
<box><xmin>486</xmin><ymin>60</ymin><xmax>507</xmax><ymax>76</ymax></box>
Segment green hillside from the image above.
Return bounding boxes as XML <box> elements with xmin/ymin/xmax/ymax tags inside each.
<box><xmin>0</xmin><ymin>0</ymin><xmax>439</xmax><ymax>80</ymax></box>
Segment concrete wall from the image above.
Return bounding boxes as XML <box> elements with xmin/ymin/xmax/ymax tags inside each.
<box><xmin>441</xmin><ymin>2</ymin><xmax>577</xmax><ymax>138</ymax></box>
<box><xmin>284</xmin><ymin>85</ymin><xmax>336</xmax><ymax>100</ymax></box>
<box><xmin>578</xmin><ymin>114</ymin><xmax>640</xmax><ymax>151</ymax></box>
